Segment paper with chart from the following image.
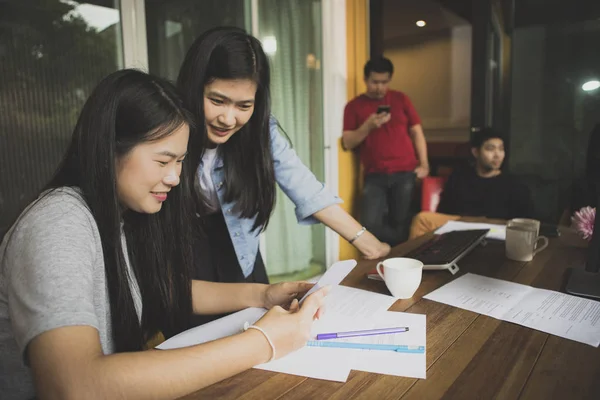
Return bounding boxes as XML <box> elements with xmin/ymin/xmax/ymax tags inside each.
<box><xmin>424</xmin><ymin>273</ymin><xmax>600</xmax><ymax>347</ymax></box>
<box><xmin>435</xmin><ymin>221</ymin><xmax>507</xmax><ymax>241</ymax></box>
<box><xmin>503</xmin><ymin>288</ymin><xmax>600</xmax><ymax>347</ymax></box>
<box><xmin>423</xmin><ymin>273</ymin><xmax>532</xmax><ymax>320</ymax></box>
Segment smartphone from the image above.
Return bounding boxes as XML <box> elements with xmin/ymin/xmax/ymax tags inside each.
<box><xmin>377</xmin><ymin>105</ymin><xmax>391</xmax><ymax>114</ymax></box>
<box><xmin>540</xmin><ymin>223</ymin><xmax>560</xmax><ymax>238</ymax></box>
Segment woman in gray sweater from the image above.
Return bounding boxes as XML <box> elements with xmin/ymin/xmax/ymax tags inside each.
<box><xmin>0</xmin><ymin>69</ymin><xmax>327</xmax><ymax>400</ymax></box>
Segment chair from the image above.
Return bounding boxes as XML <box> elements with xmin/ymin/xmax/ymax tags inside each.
<box><xmin>421</xmin><ymin>176</ymin><xmax>447</xmax><ymax>212</ymax></box>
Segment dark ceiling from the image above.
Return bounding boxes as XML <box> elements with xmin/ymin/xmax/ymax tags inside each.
<box><xmin>382</xmin><ymin>0</ymin><xmax>469</xmax><ymax>41</ymax></box>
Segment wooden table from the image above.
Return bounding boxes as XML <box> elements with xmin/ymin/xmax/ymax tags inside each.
<box><xmin>184</xmin><ymin>228</ymin><xmax>600</xmax><ymax>400</ymax></box>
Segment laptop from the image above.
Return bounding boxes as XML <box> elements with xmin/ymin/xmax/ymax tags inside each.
<box><xmin>368</xmin><ymin>229</ymin><xmax>490</xmax><ymax>278</ymax></box>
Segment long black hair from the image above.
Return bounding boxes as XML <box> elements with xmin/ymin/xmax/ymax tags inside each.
<box><xmin>177</xmin><ymin>27</ymin><xmax>276</xmax><ymax>232</ymax></box>
<box><xmin>37</xmin><ymin>69</ymin><xmax>195</xmax><ymax>351</ymax></box>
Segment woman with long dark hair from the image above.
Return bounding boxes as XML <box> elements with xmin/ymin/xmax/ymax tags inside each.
<box><xmin>177</xmin><ymin>27</ymin><xmax>391</xmax><ymax>286</ymax></box>
<box><xmin>0</xmin><ymin>69</ymin><xmax>327</xmax><ymax>399</ymax></box>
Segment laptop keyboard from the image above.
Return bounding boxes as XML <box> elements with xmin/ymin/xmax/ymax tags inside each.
<box><xmin>405</xmin><ymin>229</ymin><xmax>490</xmax><ymax>265</ymax></box>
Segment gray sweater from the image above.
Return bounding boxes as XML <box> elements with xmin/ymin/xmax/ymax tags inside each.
<box><xmin>0</xmin><ymin>187</ymin><xmax>142</xmax><ymax>399</ymax></box>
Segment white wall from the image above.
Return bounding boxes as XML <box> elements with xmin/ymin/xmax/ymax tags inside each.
<box><xmin>321</xmin><ymin>0</ymin><xmax>347</xmax><ymax>266</ymax></box>
<box><xmin>384</xmin><ymin>26</ymin><xmax>472</xmax><ymax>142</ymax></box>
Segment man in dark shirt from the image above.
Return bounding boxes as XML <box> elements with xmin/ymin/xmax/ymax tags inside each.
<box><xmin>410</xmin><ymin>128</ymin><xmax>534</xmax><ymax>238</ymax></box>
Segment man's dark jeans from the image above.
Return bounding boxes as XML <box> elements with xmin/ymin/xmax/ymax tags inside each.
<box><xmin>360</xmin><ymin>171</ymin><xmax>416</xmax><ymax>246</ymax></box>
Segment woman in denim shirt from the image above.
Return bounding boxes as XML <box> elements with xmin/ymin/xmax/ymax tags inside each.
<box><xmin>177</xmin><ymin>27</ymin><xmax>390</xmax><ymax>292</ymax></box>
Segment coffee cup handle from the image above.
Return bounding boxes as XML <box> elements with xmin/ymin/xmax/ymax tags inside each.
<box><xmin>376</xmin><ymin>262</ymin><xmax>385</xmax><ymax>281</ymax></box>
<box><xmin>533</xmin><ymin>236</ymin><xmax>549</xmax><ymax>255</ymax></box>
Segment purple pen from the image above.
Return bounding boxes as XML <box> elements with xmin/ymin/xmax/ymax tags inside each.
<box><xmin>316</xmin><ymin>327</ymin><xmax>409</xmax><ymax>340</ymax></box>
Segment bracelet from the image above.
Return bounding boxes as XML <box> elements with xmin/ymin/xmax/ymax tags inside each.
<box><xmin>349</xmin><ymin>227</ymin><xmax>367</xmax><ymax>244</ymax></box>
<box><xmin>243</xmin><ymin>322</ymin><xmax>276</xmax><ymax>362</ymax></box>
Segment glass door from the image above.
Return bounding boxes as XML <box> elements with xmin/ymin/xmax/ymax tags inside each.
<box><xmin>0</xmin><ymin>0</ymin><xmax>124</xmax><ymax>238</ymax></box>
<box><xmin>143</xmin><ymin>0</ymin><xmax>249</xmax><ymax>81</ymax></box>
<box><xmin>470</xmin><ymin>0</ymin><xmax>506</xmax><ymax>135</ymax></box>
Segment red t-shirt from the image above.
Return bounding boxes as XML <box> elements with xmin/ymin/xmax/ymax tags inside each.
<box><xmin>343</xmin><ymin>90</ymin><xmax>421</xmax><ymax>175</ymax></box>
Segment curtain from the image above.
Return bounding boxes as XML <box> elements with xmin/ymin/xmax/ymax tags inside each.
<box><xmin>258</xmin><ymin>0</ymin><xmax>326</xmax><ymax>276</ymax></box>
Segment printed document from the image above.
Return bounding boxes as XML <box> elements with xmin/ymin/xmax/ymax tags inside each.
<box><xmin>424</xmin><ymin>273</ymin><xmax>600</xmax><ymax>347</ymax></box>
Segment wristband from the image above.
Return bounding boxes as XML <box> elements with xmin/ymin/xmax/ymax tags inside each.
<box><xmin>349</xmin><ymin>227</ymin><xmax>367</xmax><ymax>244</ymax></box>
<box><xmin>244</xmin><ymin>322</ymin><xmax>276</xmax><ymax>362</ymax></box>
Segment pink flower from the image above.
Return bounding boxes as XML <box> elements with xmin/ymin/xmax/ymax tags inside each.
<box><xmin>572</xmin><ymin>206</ymin><xmax>596</xmax><ymax>240</ymax></box>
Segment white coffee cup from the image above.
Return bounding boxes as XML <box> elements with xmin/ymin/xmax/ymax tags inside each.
<box><xmin>505</xmin><ymin>220</ymin><xmax>549</xmax><ymax>262</ymax></box>
<box><xmin>376</xmin><ymin>257</ymin><xmax>424</xmax><ymax>299</ymax></box>
<box><xmin>510</xmin><ymin>218</ymin><xmax>541</xmax><ymax>236</ymax></box>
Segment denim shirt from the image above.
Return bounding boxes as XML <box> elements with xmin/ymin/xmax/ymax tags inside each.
<box><xmin>198</xmin><ymin>118</ymin><xmax>342</xmax><ymax>277</ymax></box>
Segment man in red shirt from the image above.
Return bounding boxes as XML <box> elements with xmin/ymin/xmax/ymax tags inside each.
<box><xmin>343</xmin><ymin>56</ymin><xmax>429</xmax><ymax>245</ymax></box>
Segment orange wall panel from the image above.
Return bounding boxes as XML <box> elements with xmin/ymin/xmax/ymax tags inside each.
<box><xmin>339</xmin><ymin>0</ymin><xmax>369</xmax><ymax>260</ymax></box>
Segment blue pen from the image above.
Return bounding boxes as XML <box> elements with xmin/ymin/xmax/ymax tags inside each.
<box><xmin>306</xmin><ymin>341</ymin><xmax>425</xmax><ymax>354</ymax></box>
<box><xmin>316</xmin><ymin>326</ymin><xmax>409</xmax><ymax>340</ymax></box>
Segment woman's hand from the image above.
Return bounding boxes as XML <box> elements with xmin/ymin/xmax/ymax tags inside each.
<box><xmin>360</xmin><ymin>241</ymin><xmax>391</xmax><ymax>260</ymax></box>
<box><xmin>353</xmin><ymin>231</ymin><xmax>391</xmax><ymax>260</ymax></box>
<box><xmin>262</xmin><ymin>281</ymin><xmax>314</xmax><ymax>309</ymax></box>
<box><xmin>312</xmin><ymin>205</ymin><xmax>392</xmax><ymax>260</ymax></box>
<box><xmin>252</xmin><ymin>286</ymin><xmax>329</xmax><ymax>360</ymax></box>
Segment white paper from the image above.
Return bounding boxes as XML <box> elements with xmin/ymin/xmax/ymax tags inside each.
<box><xmin>258</xmin><ymin>308</ymin><xmax>427</xmax><ymax>381</ymax></box>
<box><xmin>423</xmin><ymin>273</ymin><xmax>532</xmax><ymax>320</ymax></box>
<box><xmin>156</xmin><ymin>307</ymin><xmax>266</xmax><ymax>350</ymax></box>
<box><xmin>255</xmin><ymin>346</ymin><xmax>352</xmax><ymax>382</ymax></box>
<box><xmin>324</xmin><ymin>311</ymin><xmax>427</xmax><ymax>379</ymax></box>
<box><xmin>504</xmin><ymin>288</ymin><xmax>600</xmax><ymax>347</ymax></box>
<box><xmin>156</xmin><ymin>282</ymin><xmax>428</xmax><ymax>381</ymax></box>
<box><xmin>435</xmin><ymin>221</ymin><xmax>507</xmax><ymax>241</ymax></box>
<box><xmin>299</xmin><ymin>259</ymin><xmax>357</xmax><ymax>303</ymax></box>
<box><xmin>313</xmin><ymin>284</ymin><xmax>397</xmax><ymax>323</ymax></box>
<box><xmin>157</xmin><ymin>284</ymin><xmax>401</xmax><ymax>382</ymax></box>
<box><xmin>255</xmin><ymin>285</ymin><xmax>398</xmax><ymax>380</ymax></box>
<box><xmin>424</xmin><ymin>273</ymin><xmax>600</xmax><ymax>347</ymax></box>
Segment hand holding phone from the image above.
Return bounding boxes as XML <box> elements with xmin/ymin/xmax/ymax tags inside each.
<box><xmin>377</xmin><ymin>105</ymin><xmax>391</xmax><ymax>114</ymax></box>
